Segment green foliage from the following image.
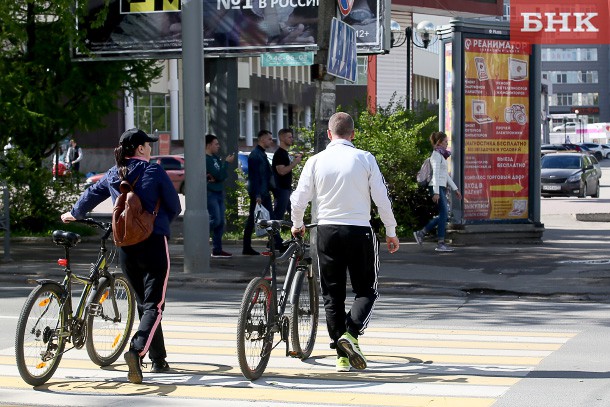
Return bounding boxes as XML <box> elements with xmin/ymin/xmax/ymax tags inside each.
<box><xmin>1</xmin><ymin>148</ymin><xmax>82</xmax><ymax>234</ymax></box>
<box><xmin>349</xmin><ymin>96</ymin><xmax>440</xmax><ymax>236</ymax></box>
<box><xmin>0</xmin><ymin>1</ymin><xmax>163</xmax><ymax>233</ymax></box>
<box><xmin>222</xmin><ymin>100</ymin><xmax>442</xmax><ymax>239</ymax></box>
<box><xmin>0</xmin><ymin>1</ymin><xmax>163</xmax><ymax>162</ymax></box>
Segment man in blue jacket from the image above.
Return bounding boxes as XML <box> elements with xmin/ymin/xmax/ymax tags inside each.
<box><xmin>242</xmin><ymin>130</ymin><xmax>274</xmax><ymax>255</ymax></box>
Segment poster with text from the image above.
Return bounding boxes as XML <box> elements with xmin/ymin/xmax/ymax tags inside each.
<box><xmin>78</xmin><ymin>0</ymin><xmax>384</xmax><ymax>58</ymax></box>
<box><xmin>462</xmin><ymin>38</ymin><xmax>531</xmax><ymax>220</ymax></box>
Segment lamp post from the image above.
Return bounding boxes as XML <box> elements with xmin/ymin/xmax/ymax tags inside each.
<box><xmin>563</xmin><ymin>116</ymin><xmax>568</xmax><ymax>143</ymax></box>
<box><xmin>390</xmin><ymin>20</ymin><xmax>437</xmax><ymax>110</ymax></box>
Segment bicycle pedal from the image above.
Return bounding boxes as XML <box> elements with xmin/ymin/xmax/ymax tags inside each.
<box><xmin>88</xmin><ymin>303</ymin><xmax>102</xmax><ymax>317</ymax></box>
<box><xmin>287</xmin><ymin>351</ymin><xmax>301</xmax><ymax>358</ymax></box>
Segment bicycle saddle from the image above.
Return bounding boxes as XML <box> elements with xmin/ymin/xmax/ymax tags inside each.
<box><xmin>52</xmin><ymin>230</ymin><xmax>82</xmax><ymax>247</ymax></box>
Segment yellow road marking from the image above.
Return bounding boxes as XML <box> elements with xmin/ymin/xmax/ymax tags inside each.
<box><xmin>160</xmin><ymin>331</ymin><xmax>563</xmax><ymax>351</ymax></box>
<box><xmin>162</xmin><ymin>321</ymin><xmax>577</xmax><ymax>339</ymax></box>
<box><xmin>1</xmin><ymin>376</ymin><xmax>496</xmax><ymax>407</ymax></box>
<box><xmin>0</xmin><ymin>356</ymin><xmax>521</xmax><ymax>386</ymax></box>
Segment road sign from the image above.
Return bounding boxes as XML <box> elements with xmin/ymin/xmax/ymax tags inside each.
<box><xmin>261</xmin><ymin>52</ymin><xmax>314</xmax><ymax>67</ymax></box>
<box><xmin>327</xmin><ymin>17</ymin><xmax>357</xmax><ymax>82</ymax></box>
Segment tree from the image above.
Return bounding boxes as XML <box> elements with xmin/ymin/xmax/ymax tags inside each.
<box><xmin>0</xmin><ymin>1</ymin><xmax>163</xmax><ymax>233</ymax></box>
<box><xmin>0</xmin><ymin>1</ymin><xmax>162</xmax><ymax>162</ymax></box>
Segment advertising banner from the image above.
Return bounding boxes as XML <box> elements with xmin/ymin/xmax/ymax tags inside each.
<box><xmin>443</xmin><ymin>42</ymin><xmax>453</xmax><ymax>139</ymax></box>
<box><xmin>462</xmin><ymin>38</ymin><xmax>531</xmax><ymax>221</ymax></box>
<box><xmin>78</xmin><ymin>0</ymin><xmax>384</xmax><ymax>58</ymax></box>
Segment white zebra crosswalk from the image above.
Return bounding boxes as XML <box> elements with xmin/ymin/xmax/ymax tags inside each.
<box><xmin>0</xmin><ymin>319</ymin><xmax>577</xmax><ymax>406</ymax></box>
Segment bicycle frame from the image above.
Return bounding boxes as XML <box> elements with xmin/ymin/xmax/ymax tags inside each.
<box><xmin>257</xmin><ymin>220</ymin><xmax>315</xmax><ymax>354</ymax></box>
<box><xmin>50</xmin><ymin>221</ymin><xmax>118</xmax><ymax>348</ymax></box>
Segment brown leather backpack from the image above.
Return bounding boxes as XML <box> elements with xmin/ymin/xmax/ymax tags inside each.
<box><xmin>112</xmin><ymin>176</ymin><xmax>160</xmax><ymax>247</ymax></box>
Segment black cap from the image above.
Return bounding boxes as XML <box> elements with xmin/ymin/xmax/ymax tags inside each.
<box><xmin>119</xmin><ymin>128</ymin><xmax>158</xmax><ymax>148</ymax></box>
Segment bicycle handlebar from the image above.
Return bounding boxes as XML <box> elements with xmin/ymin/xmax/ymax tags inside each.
<box><xmin>74</xmin><ymin>218</ymin><xmax>112</xmax><ymax>230</ymax></box>
<box><xmin>256</xmin><ymin>219</ymin><xmax>317</xmax><ymax>231</ymax></box>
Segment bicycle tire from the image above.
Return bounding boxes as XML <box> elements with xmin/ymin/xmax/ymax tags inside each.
<box><xmin>15</xmin><ymin>283</ymin><xmax>67</xmax><ymax>386</ymax></box>
<box><xmin>85</xmin><ymin>273</ymin><xmax>135</xmax><ymax>366</ymax></box>
<box><xmin>237</xmin><ymin>277</ymin><xmax>275</xmax><ymax>381</ymax></box>
<box><xmin>290</xmin><ymin>266</ymin><xmax>319</xmax><ymax>359</ymax></box>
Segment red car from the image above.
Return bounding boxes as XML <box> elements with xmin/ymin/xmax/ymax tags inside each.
<box><xmin>84</xmin><ymin>155</ymin><xmax>186</xmax><ymax>194</ymax></box>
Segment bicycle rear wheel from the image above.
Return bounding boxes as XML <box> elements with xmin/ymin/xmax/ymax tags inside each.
<box><xmin>15</xmin><ymin>283</ymin><xmax>67</xmax><ymax>386</ymax></box>
<box><xmin>86</xmin><ymin>273</ymin><xmax>135</xmax><ymax>366</ymax></box>
<box><xmin>237</xmin><ymin>277</ymin><xmax>275</xmax><ymax>381</ymax></box>
<box><xmin>290</xmin><ymin>265</ymin><xmax>319</xmax><ymax>359</ymax></box>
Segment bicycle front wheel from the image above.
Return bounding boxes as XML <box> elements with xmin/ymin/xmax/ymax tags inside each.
<box><xmin>86</xmin><ymin>273</ymin><xmax>135</xmax><ymax>366</ymax></box>
<box><xmin>237</xmin><ymin>277</ymin><xmax>275</xmax><ymax>381</ymax></box>
<box><xmin>290</xmin><ymin>266</ymin><xmax>319</xmax><ymax>359</ymax></box>
<box><xmin>15</xmin><ymin>283</ymin><xmax>67</xmax><ymax>386</ymax></box>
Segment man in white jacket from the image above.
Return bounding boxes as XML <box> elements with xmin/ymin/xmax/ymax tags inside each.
<box><xmin>290</xmin><ymin>112</ymin><xmax>400</xmax><ymax>373</ymax></box>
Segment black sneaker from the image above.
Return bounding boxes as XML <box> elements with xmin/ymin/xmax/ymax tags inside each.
<box><xmin>150</xmin><ymin>359</ymin><xmax>170</xmax><ymax>373</ymax></box>
<box><xmin>242</xmin><ymin>248</ymin><xmax>260</xmax><ymax>255</ymax></box>
<box><xmin>124</xmin><ymin>350</ymin><xmax>143</xmax><ymax>384</ymax></box>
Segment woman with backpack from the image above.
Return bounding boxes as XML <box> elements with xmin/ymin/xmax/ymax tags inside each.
<box><xmin>413</xmin><ymin>131</ymin><xmax>462</xmax><ymax>252</ymax></box>
<box><xmin>61</xmin><ymin>128</ymin><xmax>181</xmax><ymax>384</ymax></box>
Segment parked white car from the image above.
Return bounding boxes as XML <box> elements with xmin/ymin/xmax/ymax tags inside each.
<box><xmin>601</xmin><ymin>144</ymin><xmax>610</xmax><ymax>158</ymax></box>
<box><xmin>552</xmin><ymin>122</ymin><xmax>577</xmax><ymax>132</ymax></box>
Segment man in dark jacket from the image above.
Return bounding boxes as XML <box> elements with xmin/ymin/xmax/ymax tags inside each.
<box><xmin>242</xmin><ymin>130</ymin><xmax>274</xmax><ymax>255</ymax></box>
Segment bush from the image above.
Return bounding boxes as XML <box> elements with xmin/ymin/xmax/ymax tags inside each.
<box><xmin>223</xmin><ymin>99</ymin><xmax>441</xmax><ymax>239</ymax></box>
<box><xmin>350</xmin><ymin>98</ymin><xmax>440</xmax><ymax>237</ymax></box>
<box><xmin>1</xmin><ymin>148</ymin><xmax>82</xmax><ymax>234</ymax></box>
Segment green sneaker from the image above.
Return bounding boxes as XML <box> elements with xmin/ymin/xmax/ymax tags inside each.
<box><xmin>337</xmin><ymin>332</ymin><xmax>367</xmax><ymax>370</ymax></box>
<box><xmin>336</xmin><ymin>356</ymin><xmax>351</xmax><ymax>372</ymax></box>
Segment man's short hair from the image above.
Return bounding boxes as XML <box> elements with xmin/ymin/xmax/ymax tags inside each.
<box><xmin>257</xmin><ymin>130</ymin><xmax>272</xmax><ymax>140</ymax></box>
<box><xmin>205</xmin><ymin>134</ymin><xmax>218</xmax><ymax>146</ymax></box>
<box><xmin>328</xmin><ymin>112</ymin><xmax>354</xmax><ymax>138</ymax></box>
<box><xmin>278</xmin><ymin>128</ymin><xmax>293</xmax><ymax>138</ymax></box>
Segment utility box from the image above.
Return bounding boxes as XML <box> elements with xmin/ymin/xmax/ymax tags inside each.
<box><xmin>438</xmin><ymin>19</ymin><xmax>544</xmax><ymax>243</ymax></box>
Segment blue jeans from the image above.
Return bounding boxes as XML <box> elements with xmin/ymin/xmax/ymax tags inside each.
<box><xmin>424</xmin><ymin>186</ymin><xmax>448</xmax><ymax>241</ymax></box>
<box><xmin>207</xmin><ymin>191</ymin><xmax>225</xmax><ymax>252</ymax></box>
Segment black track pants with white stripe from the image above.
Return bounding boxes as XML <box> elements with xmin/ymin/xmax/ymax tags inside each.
<box><xmin>316</xmin><ymin>225</ymin><xmax>379</xmax><ymax>351</ymax></box>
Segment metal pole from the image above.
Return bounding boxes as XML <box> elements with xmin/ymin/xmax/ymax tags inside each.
<box><xmin>182</xmin><ymin>0</ymin><xmax>209</xmax><ymax>273</ymax></box>
<box><xmin>406</xmin><ymin>27</ymin><xmax>412</xmax><ymax>110</ymax></box>
<box><xmin>3</xmin><ymin>182</ymin><xmax>10</xmax><ymax>262</ymax></box>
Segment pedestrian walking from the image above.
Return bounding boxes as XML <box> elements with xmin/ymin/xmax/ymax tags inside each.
<box><xmin>290</xmin><ymin>112</ymin><xmax>400</xmax><ymax>372</ymax></box>
<box><xmin>64</xmin><ymin>139</ymin><xmax>83</xmax><ymax>173</ymax></box>
<box><xmin>61</xmin><ymin>128</ymin><xmax>181</xmax><ymax>384</ymax></box>
<box><xmin>413</xmin><ymin>131</ymin><xmax>462</xmax><ymax>252</ymax></box>
<box><xmin>242</xmin><ymin>130</ymin><xmax>275</xmax><ymax>255</ymax></box>
<box><xmin>206</xmin><ymin>134</ymin><xmax>235</xmax><ymax>258</ymax></box>
<box><xmin>272</xmin><ymin>128</ymin><xmax>302</xmax><ymax>221</ymax></box>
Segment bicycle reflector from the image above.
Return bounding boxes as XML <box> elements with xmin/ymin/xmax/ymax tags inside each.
<box><xmin>57</xmin><ymin>258</ymin><xmax>68</xmax><ymax>267</ymax></box>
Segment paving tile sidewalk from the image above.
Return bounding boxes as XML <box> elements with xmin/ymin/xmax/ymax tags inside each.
<box><xmin>2</xmin><ymin>213</ymin><xmax>610</xmax><ymax>299</ymax></box>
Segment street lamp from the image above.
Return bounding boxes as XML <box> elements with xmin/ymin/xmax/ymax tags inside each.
<box><xmin>391</xmin><ymin>20</ymin><xmax>437</xmax><ymax>110</ymax></box>
<box><xmin>563</xmin><ymin>117</ymin><xmax>568</xmax><ymax>143</ymax></box>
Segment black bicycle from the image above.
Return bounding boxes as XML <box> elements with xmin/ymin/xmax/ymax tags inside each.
<box><xmin>15</xmin><ymin>218</ymin><xmax>136</xmax><ymax>386</ymax></box>
<box><xmin>237</xmin><ymin>219</ymin><xmax>319</xmax><ymax>381</ymax></box>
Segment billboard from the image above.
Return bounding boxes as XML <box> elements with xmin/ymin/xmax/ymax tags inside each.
<box><xmin>462</xmin><ymin>38</ymin><xmax>531</xmax><ymax>221</ymax></box>
<box><xmin>77</xmin><ymin>0</ymin><xmax>385</xmax><ymax>58</ymax></box>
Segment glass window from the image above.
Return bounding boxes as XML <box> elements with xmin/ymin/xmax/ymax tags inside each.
<box><xmin>239</xmin><ymin>101</ymin><xmax>246</xmax><ymax>139</ymax></box>
<box><xmin>542</xmin><ymin>70</ymin><xmax>598</xmax><ymax>84</ymax></box>
<box><xmin>542</xmin><ymin>47</ymin><xmax>598</xmax><ymax>61</ymax></box>
<box><xmin>549</xmin><ymin>93</ymin><xmax>599</xmax><ymax>106</ymax></box>
<box><xmin>134</xmin><ymin>92</ymin><xmax>171</xmax><ymax>135</ymax></box>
